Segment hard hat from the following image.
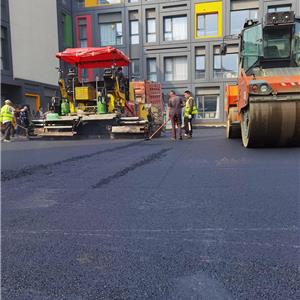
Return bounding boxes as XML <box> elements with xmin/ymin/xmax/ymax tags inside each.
<box><xmin>5</xmin><ymin>99</ymin><xmax>12</xmax><ymax>105</ymax></box>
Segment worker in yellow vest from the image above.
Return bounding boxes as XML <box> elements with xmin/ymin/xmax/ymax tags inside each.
<box><xmin>183</xmin><ymin>90</ymin><xmax>198</xmax><ymax>138</ymax></box>
<box><xmin>1</xmin><ymin>99</ymin><xmax>15</xmax><ymax>142</ymax></box>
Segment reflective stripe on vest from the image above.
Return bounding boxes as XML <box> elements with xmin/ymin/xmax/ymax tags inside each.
<box><xmin>1</xmin><ymin>104</ymin><xmax>13</xmax><ymax>122</ymax></box>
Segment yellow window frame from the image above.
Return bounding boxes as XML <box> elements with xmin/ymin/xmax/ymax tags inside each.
<box><xmin>85</xmin><ymin>0</ymin><xmax>122</xmax><ymax>7</ymax></box>
<box><xmin>195</xmin><ymin>1</ymin><xmax>222</xmax><ymax>39</ymax></box>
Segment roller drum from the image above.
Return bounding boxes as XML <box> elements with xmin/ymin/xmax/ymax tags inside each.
<box><xmin>241</xmin><ymin>100</ymin><xmax>300</xmax><ymax>147</ymax></box>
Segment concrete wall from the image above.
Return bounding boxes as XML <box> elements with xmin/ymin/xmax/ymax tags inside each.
<box><xmin>9</xmin><ymin>0</ymin><xmax>59</xmax><ymax>86</ymax></box>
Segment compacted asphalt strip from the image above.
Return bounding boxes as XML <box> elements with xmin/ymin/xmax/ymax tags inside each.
<box><xmin>1</xmin><ymin>128</ymin><xmax>300</xmax><ymax>300</ymax></box>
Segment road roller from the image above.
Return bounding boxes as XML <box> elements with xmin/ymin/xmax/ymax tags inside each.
<box><xmin>224</xmin><ymin>11</ymin><xmax>300</xmax><ymax>147</ymax></box>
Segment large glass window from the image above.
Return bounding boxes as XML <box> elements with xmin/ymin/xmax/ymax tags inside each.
<box><xmin>146</xmin><ymin>18</ymin><xmax>156</xmax><ymax>43</ymax></box>
<box><xmin>268</xmin><ymin>5</ymin><xmax>291</xmax><ymax>12</ymax></box>
<box><xmin>1</xmin><ymin>26</ymin><xmax>9</xmax><ymax>70</ymax></box>
<box><xmin>130</xmin><ymin>20</ymin><xmax>139</xmax><ymax>44</ymax></box>
<box><xmin>230</xmin><ymin>9</ymin><xmax>258</xmax><ymax>35</ymax></box>
<box><xmin>164</xmin><ymin>16</ymin><xmax>187</xmax><ymax>41</ymax></box>
<box><xmin>264</xmin><ymin>28</ymin><xmax>291</xmax><ymax>59</ymax></box>
<box><xmin>100</xmin><ymin>22</ymin><xmax>122</xmax><ymax>46</ymax></box>
<box><xmin>196</xmin><ymin>95</ymin><xmax>220</xmax><ymax>119</ymax></box>
<box><xmin>242</xmin><ymin>24</ymin><xmax>262</xmax><ymax>71</ymax></box>
<box><xmin>164</xmin><ymin>56</ymin><xmax>188</xmax><ymax>81</ymax></box>
<box><xmin>147</xmin><ymin>58</ymin><xmax>157</xmax><ymax>81</ymax></box>
<box><xmin>197</xmin><ymin>13</ymin><xmax>218</xmax><ymax>37</ymax></box>
<box><xmin>213</xmin><ymin>53</ymin><xmax>238</xmax><ymax>79</ymax></box>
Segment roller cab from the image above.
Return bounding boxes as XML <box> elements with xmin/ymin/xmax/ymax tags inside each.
<box><xmin>224</xmin><ymin>11</ymin><xmax>300</xmax><ymax>147</ymax></box>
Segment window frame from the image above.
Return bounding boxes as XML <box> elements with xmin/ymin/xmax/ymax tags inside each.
<box><xmin>130</xmin><ymin>20</ymin><xmax>139</xmax><ymax>45</ymax></box>
<box><xmin>195</xmin><ymin>94</ymin><xmax>220</xmax><ymax>120</ymax></box>
<box><xmin>164</xmin><ymin>56</ymin><xmax>188</xmax><ymax>82</ymax></box>
<box><xmin>267</xmin><ymin>4</ymin><xmax>292</xmax><ymax>13</ymax></box>
<box><xmin>194</xmin><ymin>1</ymin><xmax>222</xmax><ymax>39</ymax></box>
<box><xmin>78</xmin><ymin>18</ymin><xmax>88</xmax><ymax>48</ymax></box>
<box><xmin>147</xmin><ymin>58</ymin><xmax>157</xmax><ymax>82</ymax></box>
<box><xmin>213</xmin><ymin>53</ymin><xmax>239</xmax><ymax>79</ymax></box>
<box><xmin>230</xmin><ymin>8</ymin><xmax>258</xmax><ymax>35</ymax></box>
<box><xmin>195</xmin><ymin>54</ymin><xmax>206</xmax><ymax>80</ymax></box>
<box><xmin>196</xmin><ymin>13</ymin><xmax>218</xmax><ymax>38</ymax></box>
<box><xmin>131</xmin><ymin>58</ymin><xmax>140</xmax><ymax>79</ymax></box>
<box><xmin>99</xmin><ymin>22</ymin><xmax>123</xmax><ymax>46</ymax></box>
<box><xmin>146</xmin><ymin>18</ymin><xmax>156</xmax><ymax>43</ymax></box>
<box><xmin>163</xmin><ymin>15</ymin><xmax>188</xmax><ymax>42</ymax></box>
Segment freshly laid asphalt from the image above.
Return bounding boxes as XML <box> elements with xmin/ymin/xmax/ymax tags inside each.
<box><xmin>1</xmin><ymin>128</ymin><xmax>300</xmax><ymax>300</ymax></box>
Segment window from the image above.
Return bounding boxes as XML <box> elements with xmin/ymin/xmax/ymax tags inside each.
<box><xmin>164</xmin><ymin>56</ymin><xmax>188</xmax><ymax>81</ymax></box>
<box><xmin>195</xmin><ymin>94</ymin><xmax>220</xmax><ymax>119</ymax></box>
<box><xmin>195</xmin><ymin>47</ymin><xmax>205</xmax><ymax>79</ymax></box>
<box><xmin>242</xmin><ymin>24</ymin><xmax>263</xmax><ymax>71</ymax></box>
<box><xmin>100</xmin><ymin>22</ymin><xmax>122</xmax><ymax>46</ymax></box>
<box><xmin>147</xmin><ymin>58</ymin><xmax>157</xmax><ymax>81</ymax></box>
<box><xmin>195</xmin><ymin>1</ymin><xmax>222</xmax><ymax>38</ymax></box>
<box><xmin>1</xmin><ymin>26</ymin><xmax>9</xmax><ymax>70</ymax></box>
<box><xmin>213</xmin><ymin>46</ymin><xmax>238</xmax><ymax>79</ymax></box>
<box><xmin>78</xmin><ymin>19</ymin><xmax>88</xmax><ymax>47</ymax></box>
<box><xmin>62</xmin><ymin>13</ymin><xmax>73</xmax><ymax>47</ymax></box>
<box><xmin>264</xmin><ymin>28</ymin><xmax>291</xmax><ymax>59</ymax></box>
<box><xmin>129</xmin><ymin>0</ymin><xmax>139</xmax><ymax>2</ymax></box>
<box><xmin>146</xmin><ymin>18</ymin><xmax>156</xmax><ymax>43</ymax></box>
<box><xmin>77</xmin><ymin>0</ymin><xmax>85</xmax><ymax>8</ymax></box>
<box><xmin>295</xmin><ymin>21</ymin><xmax>300</xmax><ymax>66</ymax></box>
<box><xmin>164</xmin><ymin>16</ymin><xmax>187</xmax><ymax>41</ymax></box>
<box><xmin>268</xmin><ymin>5</ymin><xmax>291</xmax><ymax>12</ymax></box>
<box><xmin>213</xmin><ymin>54</ymin><xmax>238</xmax><ymax>79</ymax></box>
<box><xmin>197</xmin><ymin>13</ymin><xmax>218</xmax><ymax>37</ymax></box>
<box><xmin>230</xmin><ymin>9</ymin><xmax>258</xmax><ymax>34</ymax></box>
<box><xmin>131</xmin><ymin>59</ymin><xmax>140</xmax><ymax>79</ymax></box>
<box><xmin>130</xmin><ymin>20</ymin><xmax>139</xmax><ymax>44</ymax></box>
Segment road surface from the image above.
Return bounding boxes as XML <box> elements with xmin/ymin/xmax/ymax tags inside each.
<box><xmin>1</xmin><ymin>129</ymin><xmax>300</xmax><ymax>299</ymax></box>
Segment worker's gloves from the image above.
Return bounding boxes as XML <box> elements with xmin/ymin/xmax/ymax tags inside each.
<box><xmin>188</xmin><ymin>115</ymin><xmax>192</xmax><ymax>119</ymax></box>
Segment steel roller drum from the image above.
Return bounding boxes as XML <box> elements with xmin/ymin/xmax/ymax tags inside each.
<box><xmin>241</xmin><ymin>101</ymin><xmax>300</xmax><ymax>147</ymax></box>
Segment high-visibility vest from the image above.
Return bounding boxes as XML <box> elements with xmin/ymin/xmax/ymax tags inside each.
<box><xmin>184</xmin><ymin>97</ymin><xmax>198</xmax><ymax>117</ymax></box>
<box><xmin>0</xmin><ymin>104</ymin><xmax>14</xmax><ymax>123</ymax></box>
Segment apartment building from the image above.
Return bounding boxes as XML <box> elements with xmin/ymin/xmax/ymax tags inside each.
<box><xmin>72</xmin><ymin>0</ymin><xmax>300</xmax><ymax>124</ymax></box>
<box><xmin>1</xmin><ymin>0</ymin><xmax>71</xmax><ymax>112</ymax></box>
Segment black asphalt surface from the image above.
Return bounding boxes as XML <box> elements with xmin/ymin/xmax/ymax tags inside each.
<box><xmin>1</xmin><ymin>128</ymin><xmax>300</xmax><ymax>300</ymax></box>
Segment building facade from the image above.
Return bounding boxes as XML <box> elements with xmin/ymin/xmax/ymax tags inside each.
<box><xmin>72</xmin><ymin>0</ymin><xmax>300</xmax><ymax>124</ymax></box>
<box><xmin>1</xmin><ymin>0</ymin><xmax>72</xmax><ymax>113</ymax></box>
<box><xmin>1</xmin><ymin>0</ymin><xmax>299</xmax><ymax>124</ymax></box>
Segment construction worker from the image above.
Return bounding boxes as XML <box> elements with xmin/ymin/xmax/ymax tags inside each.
<box><xmin>168</xmin><ymin>90</ymin><xmax>183</xmax><ymax>140</ymax></box>
<box><xmin>116</xmin><ymin>66</ymin><xmax>125</xmax><ymax>92</ymax></box>
<box><xmin>183</xmin><ymin>90</ymin><xmax>198</xmax><ymax>138</ymax></box>
<box><xmin>0</xmin><ymin>99</ymin><xmax>15</xmax><ymax>142</ymax></box>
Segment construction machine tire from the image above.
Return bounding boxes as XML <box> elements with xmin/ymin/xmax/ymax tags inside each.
<box><xmin>226</xmin><ymin>107</ymin><xmax>241</xmax><ymax>139</ymax></box>
<box><xmin>241</xmin><ymin>101</ymin><xmax>300</xmax><ymax>148</ymax></box>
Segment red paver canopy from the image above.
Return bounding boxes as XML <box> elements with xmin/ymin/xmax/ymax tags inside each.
<box><xmin>56</xmin><ymin>47</ymin><xmax>130</xmax><ymax>68</ymax></box>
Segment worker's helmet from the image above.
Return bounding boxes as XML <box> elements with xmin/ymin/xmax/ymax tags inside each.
<box><xmin>4</xmin><ymin>99</ymin><xmax>12</xmax><ymax>105</ymax></box>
